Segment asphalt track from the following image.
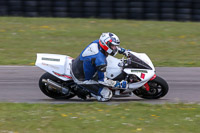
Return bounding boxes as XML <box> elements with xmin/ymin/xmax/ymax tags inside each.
<box><xmin>0</xmin><ymin>66</ymin><xmax>200</xmax><ymax>104</ymax></box>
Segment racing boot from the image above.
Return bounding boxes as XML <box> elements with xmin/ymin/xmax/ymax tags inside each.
<box><xmin>91</xmin><ymin>87</ymin><xmax>113</xmax><ymax>102</ymax></box>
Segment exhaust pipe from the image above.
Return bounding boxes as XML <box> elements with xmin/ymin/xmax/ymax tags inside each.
<box><xmin>42</xmin><ymin>79</ymin><xmax>69</xmax><ymax>94</ymax></box>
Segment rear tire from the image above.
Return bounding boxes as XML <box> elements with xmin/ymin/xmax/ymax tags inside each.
<box><xmin>39</xmin><ymin>72</ymin><xmax>75</xmax><ymax>99</ymax></box>
<box><xmin>133</xmin><ymin>76</ymin><xmax>169</xmax><ymax>99</ymax></box>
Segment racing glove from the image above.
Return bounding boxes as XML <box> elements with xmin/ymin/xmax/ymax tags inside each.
<box><xmin>118</xmin><ymin>47</ymin><xmax>130</xmax><ymax>57</ymax></box>
<box><xmin>114</xmin><ymin>80</ymin><xmax>128</xmax><ymax>89</ymax></box>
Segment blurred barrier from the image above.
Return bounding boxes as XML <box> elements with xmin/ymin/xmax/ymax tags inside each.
<box><xmin>0</xmin><ymin>0</ymin><xmax>200</xmax><ymax>21</ymax></box>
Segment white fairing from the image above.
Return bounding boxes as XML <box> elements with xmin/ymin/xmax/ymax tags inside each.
<box><xmin>106</xmin><ymin>55</ymin><xmax>122</xmax><ymax>79</ymax></box>
<box><xmin>130</xmin><ymin>51</ymin><xmax>155</xmax><ymax>71</ymax></box>
<box><xmin>35</xmin><ymin>53</ymin><xmax>73</xmax><ymax>81</ymax></box>
<box><xmin>106</xmin><ymin>51</ymin><xmax>155</xmax><ymax>92</ymax></box>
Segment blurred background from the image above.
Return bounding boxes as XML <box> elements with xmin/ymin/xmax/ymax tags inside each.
<box><xmin>0</xmin><ymin>0</ymin><xmax>200</xmax><ymax>21</ymax></box>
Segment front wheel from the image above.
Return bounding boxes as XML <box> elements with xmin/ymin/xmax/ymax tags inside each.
<box><xmin>133</xmin><ymin>76</ymin><xmax>169</xmax><ymax>99</ymax></box>
<box><xmin>39</xmin><ymin>72</ymin><xmax>76</xmax><ymax>99</ymax></box>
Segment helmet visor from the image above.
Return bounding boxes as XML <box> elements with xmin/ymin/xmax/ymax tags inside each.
<box><xmin>110</xmin><ymin>44</ymin><xmax>117</xmax><ymax>51</ymax></box>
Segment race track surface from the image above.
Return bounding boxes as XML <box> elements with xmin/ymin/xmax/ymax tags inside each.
<box><xmin>0</xmin><ymin>66</ymin><xmax>200</xmax><ymax>104</ymax></box>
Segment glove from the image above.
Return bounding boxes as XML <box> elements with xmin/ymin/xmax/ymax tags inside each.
<box><xmin>121</xmin><ymin>80</ymin><xmax>128</xmax><ymax>89</ymax></box>
<box><xmin>117</xmin><ymin>47</ymin><xmax>126</xmax><ymax>54</ymax></box>
<box><xmin>114</xmin><ymin>80</ymin><xmax>128</xmax><ymax>89</ymax></box>
<box><xmin>117</xmin><ymin>47</ymin><xmax>131</xmax><ymax>57</ymax></box>
<box><xmin>118</xmin><ymin>47</ymin><xmax>126</xmax><ymax>54</ymax></box>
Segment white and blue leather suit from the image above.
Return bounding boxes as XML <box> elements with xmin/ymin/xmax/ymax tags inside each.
<box><xmin>71</xmin><ymin>40</ymin><xmax>126</xmax><ymax>101</ymax></box>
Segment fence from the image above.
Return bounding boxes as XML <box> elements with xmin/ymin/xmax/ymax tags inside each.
<box><xmin>0</xmin><ymin>0</ymin><xmax>200</xmax><ymax>21</ymax></box>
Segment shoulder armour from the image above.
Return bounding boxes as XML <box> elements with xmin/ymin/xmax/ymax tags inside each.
<box><xmin>82</xmin><ymin>43</ymin><xmax>99</xmax><ymax>57</ymax></box>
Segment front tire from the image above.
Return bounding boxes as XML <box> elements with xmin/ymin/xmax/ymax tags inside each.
<box><xmin>39</xmin><ymin>72</ymin><xmax>76</xmax><ymax>99</ymax></box>
<box><xmin>133</xmin><ymin>76</ymin><xmax>169</xmax><ymax>99</ymax></box>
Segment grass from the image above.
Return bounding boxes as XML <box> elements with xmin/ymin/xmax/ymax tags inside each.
<box><xmin>0</xmin><ymin>17</ymin><xmax>200</xmax><ymax>66</ymax></box>
<box><xmin>0</xmin><ymin>102</ymin><xmax>200</xmax><ymax>133</ymax></box>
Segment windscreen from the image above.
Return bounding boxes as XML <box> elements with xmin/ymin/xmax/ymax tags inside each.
<box><xmin>125</xmin><ymin>54</ymin><xmax>152</xmax><ymax>70</ymax></box>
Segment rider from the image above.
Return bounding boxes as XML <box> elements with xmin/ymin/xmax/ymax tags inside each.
<box><xmin>71</xmin><ymin>32</ymin><xmax>129</xmax><ymax>101</ymax></box>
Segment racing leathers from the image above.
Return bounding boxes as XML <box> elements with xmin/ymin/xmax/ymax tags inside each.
<box><xmin>71</xmin><ymin>40</ymin><xmax>127</xmax><ymax>101</ymax></box>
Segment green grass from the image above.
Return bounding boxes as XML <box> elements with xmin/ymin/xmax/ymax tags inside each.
<box><xmin>0</xmin><ymin>102</ymin><xmax>200</xmax><ymax>133</ymax></box>
<box><xmin>0</xmin><ymin>17</ymin><xmax>200</xmax><ymax>66</ymax></box>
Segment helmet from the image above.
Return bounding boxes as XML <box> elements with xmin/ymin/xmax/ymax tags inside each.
<box><xmin>99</xmin><ymin>32</ymin><xmax>120</xmax><ymax>56</ymax></box>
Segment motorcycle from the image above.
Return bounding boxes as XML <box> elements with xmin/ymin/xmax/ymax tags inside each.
<box><xmin>35</xmin><ymin>51</ymin><xmax>169</xmax><ymax>100</ymax></box>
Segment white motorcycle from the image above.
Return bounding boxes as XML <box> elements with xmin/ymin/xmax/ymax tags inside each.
<box><xmin>35</xmin><ymin>51</ymin><xmax>169</xmax><ymax>100</ymax></box>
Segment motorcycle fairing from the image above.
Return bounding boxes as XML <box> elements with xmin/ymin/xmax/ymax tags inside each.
<box><xmin>125</xmin><ymin>54</ymin><xmax>152</xmax><ymax>70</ymax></box>
<box><xmin>53</xmin><ymin>71</ymin><xmax>72</xmax><ymax>79</ymax></box>
<box><xmin>106</xmin><ymin>55</ymin><xmax>123</xmax><ymax>79</ymax></box>
<box><xmin>35</xmin><ymin>53</ymin><xmax>73</xmax><ymax>81</ymax></box>
<box><xmin>106</xmin><ymin>52</ymin><xmax>155</xmax><ymax>92</ymax></box>
<box><xmin>128</xmin><ymin>51</ymin><xmax>155</xmax><ymax>71</ymax></box>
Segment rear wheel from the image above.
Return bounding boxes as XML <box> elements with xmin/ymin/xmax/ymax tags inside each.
<box><xmin>39</xmin><ymin>72</ymin><xmax>76</xmax><ymax>99</ymax></box>
<box><xmin>133</xmin><ymin>76</ymin><xmax>169</xmax><ymax>99</ymax></box>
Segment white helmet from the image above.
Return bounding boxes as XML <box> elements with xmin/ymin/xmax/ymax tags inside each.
<box><xmin>99</xmin><ymin>32</ymin><xmax>120</xmax><ymax>56</ymax></box>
